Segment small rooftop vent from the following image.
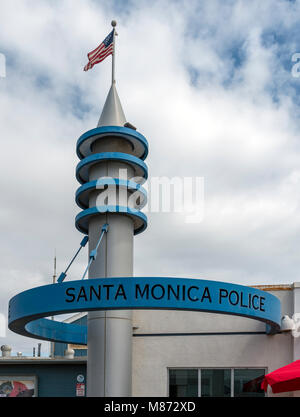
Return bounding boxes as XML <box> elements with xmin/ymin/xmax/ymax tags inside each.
<box><xmin>1</xmin><ymin>345</ymin><xmax>12</xmax><ymax>357</ymax></box>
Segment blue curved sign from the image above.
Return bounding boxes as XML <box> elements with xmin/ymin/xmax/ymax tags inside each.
<box><xmin>8</xmin><ymin>277</ymin><xmax>281</xmax><ymax>345</ymax></box>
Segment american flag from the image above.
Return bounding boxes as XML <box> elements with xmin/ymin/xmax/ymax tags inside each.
<box><xmin>84</xmin><ymin>30</ymin><xmax>114</xmax><ymax>72</ymax></box>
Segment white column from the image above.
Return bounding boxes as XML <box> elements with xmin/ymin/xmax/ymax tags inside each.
<box><xmin>86</xmin><ymin>137</ymin><xmax>134</xmax><ymax>397</ymax></box>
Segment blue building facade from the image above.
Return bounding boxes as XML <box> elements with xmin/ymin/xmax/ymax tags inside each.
<box><xmin>0</xmin><ymin>359</ymin><xmax>86</xmax><ymax>397</ymax></box>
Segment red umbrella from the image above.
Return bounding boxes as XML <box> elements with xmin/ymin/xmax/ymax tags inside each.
<box><xmin>261</xmin><ymin>360</ymin><xmax>300</xmax><ymax>394</ymax></box>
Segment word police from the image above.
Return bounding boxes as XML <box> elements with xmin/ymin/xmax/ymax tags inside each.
<box><xmin>65</xmin><ymin>282</ymin><xmax>265</xmax><ymax>312</ymax></box>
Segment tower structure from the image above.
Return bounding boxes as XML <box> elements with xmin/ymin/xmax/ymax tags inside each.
<box><xmin>75</xmin><ymin>83</ymin><xmax>148</xmax><ymax>396</ymax></box>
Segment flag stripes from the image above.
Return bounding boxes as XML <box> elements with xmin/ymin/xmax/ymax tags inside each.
<box><xmin>84</xmin><ymin>30</ymin><xmax>114</xmax><ymax>72</ymax></box>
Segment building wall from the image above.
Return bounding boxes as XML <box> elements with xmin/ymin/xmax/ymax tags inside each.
<box><xmin>0</xmin><ymin>363</ymin><xmax>86</xmax><ymax>397</ymax></box>
<box><xmin>132</xmin><ymin>287</ymin><xmax>296</xmax><ymax>397</ymax></box>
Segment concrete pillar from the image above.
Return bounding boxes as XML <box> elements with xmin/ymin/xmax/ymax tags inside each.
<box><xmin>86</xmin><ymin>137</ymin><xmax>134</xmax><ymax>397</ymax></box>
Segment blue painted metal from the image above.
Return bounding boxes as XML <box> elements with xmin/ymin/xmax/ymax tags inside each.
<box><xmin>8</xmin><ymin>278</ymin><xmax>281</xmax><ymax>345</ymax></box>
<box><xmin>76</xmin><ymin>152</ymin><xmax>148</xmax><ymax>185</ymax></box>
<box><xmin>57</xmin><ymin>236</ymin><xmax>90</xmax><ymax>284</ymax></box>
<box><xmin>75</xmin><ymin>179</ymin><xmax>147</xmax><ymax>210</ymax></box>
<box><xmin>57</xmin><ymin>272</ymin><xmax>66</xmax><ymax>284</ymax></box>
<box><xmin>75</xmin><ymin>205</ymin><xmax>147</xmax><ymax>235</ymax></box>
<box><xmin>81</xmin><ymin>224</ymin><xmax>109</xmax><ymax>280</ymax></box>
<box><xmin>75</xmin><ymin>128</ymin><xmax>149</xmax><ymax>246</ymax></box>
<box><xmin>80</xmin><ymin>236</ymin><xmax>89</xmax><ymax>247</ymax></box>
<box><xmin>76</xmin><ymin>126</ymin><xmax>149</xmax><ymax>161</ymax></box>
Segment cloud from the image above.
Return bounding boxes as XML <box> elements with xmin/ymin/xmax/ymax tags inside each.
<box><xmin>1</xmin><ymin>0</ymin><xmax>300</xmax><ymax>354</ymax></box>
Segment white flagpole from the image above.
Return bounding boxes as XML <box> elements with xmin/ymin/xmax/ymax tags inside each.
<box><xmin>111</xmin><ymin>20</ymin><xmax>117</xmax><ymax>85</ymax></box>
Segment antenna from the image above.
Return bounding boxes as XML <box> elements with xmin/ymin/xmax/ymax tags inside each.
<box><xmin>51</xmin><ymin>250</ymin><xmax>57</xmax><ymax>359</ymax></box>
<box><xmin>111</xmin><ymin>20</ymin><xmax>117</xmax><ymax>85</ymax></box>
<box><xmin>53</xmin><ymin>249</ymin><xmax>57</xmax><ymax>284</ymax></box>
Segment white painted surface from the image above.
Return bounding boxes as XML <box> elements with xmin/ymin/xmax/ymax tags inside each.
<box><xmin>87</xmin><ymin>134</ymin><xmax>135</xmax><ymax>397</ymax></box>
<box><xmin>132</xmin><ymin>286</ymin><xmax>297</xmax><ymax>397</ymax></box>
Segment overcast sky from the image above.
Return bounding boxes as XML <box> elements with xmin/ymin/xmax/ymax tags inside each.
<box><xmin>1</xmin><ymin>0</ymin><xmax>300</xmax><ymax>355</ymax></box>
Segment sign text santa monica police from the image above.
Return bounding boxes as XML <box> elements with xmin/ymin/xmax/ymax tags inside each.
<box><xmin>8</xmin><ymin>277</ymin><xmax>281</xmax><ymax>345</ymax></box>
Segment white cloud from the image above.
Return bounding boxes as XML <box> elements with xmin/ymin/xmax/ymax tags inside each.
<box><xmin>1</xmin><ymin>0</ymin><xmax>300</xmax><ymax>353</ymax></box>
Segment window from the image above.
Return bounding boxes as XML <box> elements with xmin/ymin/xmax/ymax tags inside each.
<box><xmin>168</xmin><ymin>368</ymin><xmax>266</xmax><ymax>397</ymax></box>
<box><xmin>234</xmin><ymin>369</ymin><xmax>265</xmax><ymax>397</ymax></box>
<box><xmin>169</xmin><ymin>369</ymin><xmax>198</xmax><ymax>397</ymax></box>
<box><xmin>201</xmin><ymin>369</ymin><xmax>231</xmax><ymax>397</ymax></box>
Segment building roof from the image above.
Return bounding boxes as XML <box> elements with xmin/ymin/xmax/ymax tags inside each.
<box><xmin>252</xmin><ymin>284</ymin><xmax>292</xmax><ymax>291</ymax></box>
<box><xmin>0</xmin><ymin>357</ymin><xmax>86</xmax><ymax>364</ymax></box>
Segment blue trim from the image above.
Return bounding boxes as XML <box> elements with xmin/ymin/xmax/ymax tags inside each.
<box><xmin>76</xmin><ymin>126</ymin><xmax>149</xmax><ymax>161</ymax></box>
<box><xmin>57</xmin><ymin>272</ymin><xmax>66</xmax><ymax>284</ymax></box>
<box><xmin>81</xmin><ymin>223</ymin><xmax>108</xmax><ymax>280</ymax></box>
<box><xmin>8</xmin><ymin>277</ymin><xmax>281</xmax><ymax>345</ymax></box>
<box><xmin>26</xmin><ymin>318</ymin><xmax>87</xmax><ymax>345</ymax></box>
<box><xmin>80</xmin><ymin>236</ymin><xmax>89</xmax><ymax>247</ymax></box>
<box><xmin>76</xmin><ymin>152</ymin><xmax>148</xmax><ymax>185</ymax></box>
<box><xmin>75</xmin><ymin>205</ymin><xmax>148</xmax><ymax>235</ymax></box>
<box><xmin>75</xmin><ymin>179</ymin><xmax>148</xmax><ymax>210</ymax></box>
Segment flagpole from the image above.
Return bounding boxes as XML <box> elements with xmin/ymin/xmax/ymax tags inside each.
<box><xmin>111</xmin><ymin>20</ymin><xmax>117</xmax><ymax>85</ymax></box>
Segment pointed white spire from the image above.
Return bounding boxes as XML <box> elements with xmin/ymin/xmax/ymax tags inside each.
<box><xmin>97</xmin><ymin>83</ymin><xmax>127</xmax><ymax>127</ymax></box>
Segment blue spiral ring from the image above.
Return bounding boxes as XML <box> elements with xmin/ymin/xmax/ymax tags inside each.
<box><xmin>75</xmin><ymin>205</ymin><xmax>148</xmax><ymax>235</ymax></box>
<box><xmin>77</xmin><ymin>126</ymin><xmax>149</xmax><ymax>161</ymax></box>
<box><xmin>75</xmin><ymin>179</ymin><xmax>147</xmax><ymax>210</ymax></box>
<box><xmin>76</xmin><ymin>152</ymin><xmax>148</xmax><ymax>185</ymax></box>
